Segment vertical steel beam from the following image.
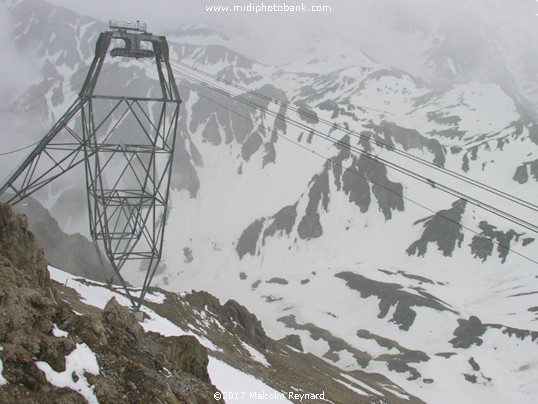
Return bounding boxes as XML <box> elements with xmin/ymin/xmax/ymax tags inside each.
<box><xmin>1</xmin><ymin>23</ymin><xmax>182</xmax><ymax>311</ymax></box>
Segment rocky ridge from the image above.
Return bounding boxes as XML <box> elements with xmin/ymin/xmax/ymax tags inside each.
<box><xmin>0</xmin><ymin>202</ymin><xmax>220</xmax><ymax>403</ymax></box>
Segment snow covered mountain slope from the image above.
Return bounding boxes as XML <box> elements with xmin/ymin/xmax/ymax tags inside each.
<box><xmin>358</xmin><ymin>0</ymin><xmax>538</xmax><ymax>113</ymax></box>
<box><xmin>1</xmin><ymin>1</ymin><xmax>537</xmax><ymax>403</ymax></box>
<box><xmin>0</xmin><ymin>201</ymin><xmax>416</xmax><ymax>402</ymax></box>
<box><xmin>49</xmin><ymin>267</ymin><xmax>416</xmax><ymax>403</ymax></box>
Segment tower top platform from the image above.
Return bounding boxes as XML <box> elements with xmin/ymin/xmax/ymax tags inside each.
<box><xmin>109</xmin><ymin>20</ymin><xmax>148</xmax><ymax>33</ymax></box>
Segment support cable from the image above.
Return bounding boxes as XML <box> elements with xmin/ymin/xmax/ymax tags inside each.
<box><xmin>169</xmin><ymin>58</ymin><xmax>538</xmax><ymax>213</ymax></box>
<box><xmin>147</xmin><ymin>60</ymin><xmax>538</xmax><ymax>266</ymax></box>
<box><xmin>166</xmin><ymin>64</ymin><xmax>538</xmax><ymax>235</ymax></box>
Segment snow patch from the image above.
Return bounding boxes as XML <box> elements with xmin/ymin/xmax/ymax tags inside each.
<box><xmin>49</xmin><ymin>266</ymin><xmax>221</xmax><ymax>351</ymax></box>
<box><xmin>340</xmin><ymin>373</ymin><xmax>385</xmax><ymax>397</ymax></box>
<box><xmin>130</xmin><ymin>289</ymin><xmax>167</xmax><ymax>304</ymax></box>
<box><xmin>240</xmin><ymin>341</ymin><xmax>270</xmax><ymax>367</ymax></box>
<box><xmin>0</xmin><ymin>345</ymin><xmax>7</xmax><ymax>386</ymax></box>
<box><xmin>52</xmin><ymin>324</ymin><xmax>69</xmax><ymax>338</ymax></box>
<box><xmin>208</xmin><ymin>357</ymin><xmax>290</xmax><ymax>403</ymax></box>
<box><xmin>383</xmin><ymin>386</ymin><xmax>410</xmax><ymax>400</ymax></box>
<box><xmin>140</xmin><ymin>307</ymin><xmax>222</xmax><ymax>352</ymax></box>
<box><xmin>335</xmin><ymin>378</ymin><xmax>369</xmax><ymax>397</ymax></box>
<box><xmin>36</xmin><ymin>343</ymin><xmax>100</xmax><ymax>404</ymax></box>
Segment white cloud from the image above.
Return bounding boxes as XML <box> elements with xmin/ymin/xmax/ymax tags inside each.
<box><xmin>44</xmin><ymin>0</ymin><xmax>538</xmax><ymax>65</ymax></box>
<box><xmin>0</xmin><ymin>2</ymin><xmax>39</xmax><ymax>100</ymax></box>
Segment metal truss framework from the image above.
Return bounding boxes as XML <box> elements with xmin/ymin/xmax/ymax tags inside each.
<box><xmin>0</xmin><ymin>23</ymin><xmax>181</xmax><ymax>310</ymax></box>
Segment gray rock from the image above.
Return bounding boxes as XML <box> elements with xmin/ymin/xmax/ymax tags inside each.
<box><xmin>278</xmin><ymin>315</ymin><xmax>371</xmax><ymax>367</ymax></box>
<box><xmin>407</xmin><ymin>199</ymin><xmax>466</xmax><ymax>257</ymax></box>
<box><xmin>296</xmin><ymin>101</ymin><xmax>319</xmax><ymax>124</ymax></box>
<box><xmin>241</xmin><ymin>128</ymin><xmax>264</xmax><ymax>161</ymax></box>
<box><xmin>263</xmin><ymin>203</ymin><xmax>298</xmax><ymax>242</ymax></box>
<box><xmin>373</xmin><ymin>121</ymin><xmax>446</xmax><ymax>167</ymax></box>
<box><xmin>298</xmin><ymin>169</ymin><xmax>330</xmax><ymax>240</ymax></box>
<box><xmin>201</xmin><ymin>114</ymin><xmax>222</xmax><ymax>145</ymax></box>
<box><xmin>103</xmin><ymin>297</ymin><xmax>145</xmax><ymax>343</ymax></box>
<box><xmin>469</xmin><ymin>221</ymin><xmax>522</xmax><ymax>263</ymax></box>
<box><xmin>469</xmin><ymin>357</ymin><xmax>480</xmax><ymax>371</ymax></box>
<box><xmin>236</xmin><ymin>219</ymin><xmax>265</xmax><ymax>259</ymax></box>
<box><xmin>336</xmin><ymin>271</ymin><xmax>456</xmax><ymax>330</ymax></box>
<box><xmin>342</xmin><ymin>156</ymin><xmax>371</xmax><ymax>213</ymax></box>
<box><xmin>449</xmin><ymin>316</ymin><xmax>487</xmax><ymax>348</ymax></box>
<box><xmin>183</xmin><ymin>247</ymin><xmax>193</xmax><ymax>263</ymax></box>
<box><xmin>279</xmin><ymin>334</ymin><xmax>304</xmax><ymax>352</ymax></box>
<box><xmin>223</xmin><ymin>299</ymin><xmax>268</xmax><ymax>350</ymax></box>
<box><xmin>513</xmin><ymin>164</ymin><xmax>529</xmax><ymax>184</ymax></box>
<box><xmin>266</xmin><ymin>278</ymin><xmax>289</xmax><ymax>285</ymax></box>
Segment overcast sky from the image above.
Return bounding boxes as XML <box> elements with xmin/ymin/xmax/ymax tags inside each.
<box><xmin>42</xmin><ymin>0</ymin><xmax>538</xmax><ymax>64</ymax></box>
<box><xmin>44</xmin><ymin>0</ymin><xmax>538</xmax><ymax>32</ymax></box>
<box><xmin>1</xmin><ymin>0</ymin><xmax>536</xmax><ymax>98</ymax></box>
<box><xmin>0</xmin><ymin>0</ymin><xmax>535</xmax><ymax>112</ymax></box>
<box><xmin>0</xmin><ymin>0</ymin><xmax>534</xmax><ymax>94</ymax></box>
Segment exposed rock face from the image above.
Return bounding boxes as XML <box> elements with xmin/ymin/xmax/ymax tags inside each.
<box><xmin>357</xmin><ymin>329</ymin><xmax>430</xmax><ymax>381</ymax></box>
<box><xmin>297</xmin><ymin>169</ymin><xmax>330</xmax><ymax>240</ymax></box>
<box><xmin>278</xmin><ymin>314</ymin><xmax>371</xmax><ymax>367</ymax></box>
<box><xmin>335</xmin><ymin>271</ymin><xmax>457</xmax><ymax>331</ymax></box>
<box><xmin>450</xmin><ymin>316</ymin><xmax>538</xmax><ymax>349</ymax></box>
<box><xmin>222</xmin><ymin>299</ymin><xmax>268</xmax><ymax>350</ymax></box>
<box><xmin>139</xmin><ymin>291</ymin><xmax>417</xmax><ymax>404</ymax></box>
<box><xmin>279</xmin><ymin>334</ymin><xmax>304</xmax><ymax>352</ymax></box>
<box><xmin>236</xmin><ymin>218</ymin><xmax>264</xmax><ymax>259</ymax></box>
<box><xmin>236</xmin><ymin>133</ymin><xmax>406</xmax><ymax>257</ymax></box>
<box><xmin>513</xmin><ymin>159</ymin><xmax>538</xmax><ymax>184</ymax></box>
<box><xmin>262</xmin><ymin>204</ymin><xmax>297</xmax><ymax>242</ymax></box>
<box><xmin>407</xmin><ymin>199</ymin><xmax>466</xmax><ymax>257</ymax></box>
<box><xmin>469</xmin><ymin>221</ymin><xmax>525</xmax><ymax>263</ymax></box>
<box><xmin>0</xmin><ymin>203</ymin><xmax>73</xmax><ymax>398</ymax></box>
<box><xmin>183</xmin><ymin>291</ymin><xmax>268</xmax><ymax>351</ymax></box>
<box><xmin>1</xmin><ymin>196</ymin><xmax>115</xmax><ymax>282</ymax></box>
<box><xmin>0</xmin><ymin>203</ymin><xmax>221</xmax><ymax>403</ymax></box>
<box><xmin>369</xmin><ymin>121</ymin><xmax>446</xmax><ymax>167</ymax></box>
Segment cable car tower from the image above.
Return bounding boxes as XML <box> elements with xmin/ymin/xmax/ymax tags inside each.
<box><xmin>0</xmin><ymin>21</ymin><xmax>181</xmax><ymax>312</ymax></box>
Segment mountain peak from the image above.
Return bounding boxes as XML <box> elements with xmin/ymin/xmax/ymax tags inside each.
<box><xmin>280</xmin><ymin>39</ymin><xmax>379</xmax><ymax>74</ymax></box>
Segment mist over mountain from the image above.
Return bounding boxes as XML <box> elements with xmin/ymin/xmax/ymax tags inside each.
<box><xmin>1</xmin><ymin>1</ymin><xmax>538</xmax><ymax>403</ymax></box>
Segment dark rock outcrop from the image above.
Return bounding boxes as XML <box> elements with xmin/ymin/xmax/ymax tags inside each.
<box><xmin>407</xmin><ymin>199</ymin><xmax>466</xmax><ymax>257</ymax></box>
<box><xmin>449</xmin><ymin>316</ymin><xmax>487</xmax><ymax>348</ymax></box>
<box><xmin>180</xmin><ymin>291</ymin><xmax>269</xmax><ymax>352</ymax></box>
<box><xmin>469</xmin><ymin>221</ymin><xmax>523</xmax><ymax>263</ymax></box>
<box><xmin>298</xmin><ymin>169</ymin><xmax>330</xmax><ymax>240</ymax></box>
<box><xmin>278</xmin><ymin>315</ymin><xmax>371</xmax><ymax>367</ymax></box>
<box><xmin>222</xmin><ymin>299</ymin><xmax>269</xmax><ymax>351</ymax></box>
<box><xmin>450</xmin><ymin>316</ymin><xmax>538</xmax><ymax>349</ymax></box>
<box><xmin>236</xmin><ymin>218</ymin><xmax>265</xmax><ymax>259</ymax></box>
<box><xmin>279</xmin><ymin>334</ymin><xmax>304</xmax><ymax>352</ymax></box>
<box><xmin>335</xmin><ymin>271</ymin><xmax>457</xmax><ymax>330</ymax></box>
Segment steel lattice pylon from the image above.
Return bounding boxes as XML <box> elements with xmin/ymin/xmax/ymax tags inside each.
<box><xmin>0</xmin><ymin>21</ymin><xmax>181</xmax><ymax>311</ymax></box>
